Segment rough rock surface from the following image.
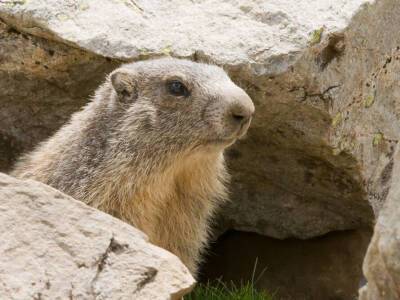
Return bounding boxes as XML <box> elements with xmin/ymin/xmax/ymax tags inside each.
<box><xmin>0</xmin><ymin>20</ymin><xmax>119</xmax><ymax>172</ymax></box>
<box><xmin>0</xmin><ymin>0</ymin><xmax>371</xmax><ymax>66</ymax></box>
<box><xmin>0</xmin><ymin>0</ymin><xmax>398</xmax><ymax>240</ymax></box>
<box><xmin>0</xmin><ymin>173</ymin><xmax>195</xmax><ymax>300</ymax></box>
<box><xmin>359</xmin><ymin>148</ymin><xmax>400</xmax><ymax>300</ymax></box>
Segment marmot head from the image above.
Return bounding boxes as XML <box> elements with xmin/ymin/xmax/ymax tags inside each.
<box><xmin>107</xmin><ymin>57</ymin><xmax>254</xmax><ymax>155</ymax></box>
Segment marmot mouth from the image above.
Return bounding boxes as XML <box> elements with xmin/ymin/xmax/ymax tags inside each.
<box><xmin>200</xmin><ymin>117</ymin><xmax>252</xmax><ymax>148</ymax></box>
<box><xmin>237</xmin><ymin>117</ymin><xmax>252</xmax><ymax>140</ymax></box>
<box><xmin>204</xmin><ymin>137</ymin><xmax>237</xmax><ymax>148</ymax></box>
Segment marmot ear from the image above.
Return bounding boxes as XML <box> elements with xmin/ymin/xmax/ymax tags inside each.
<box><xmin>110</xmin><ymin>70</ymin><xmax>138</xmax><ymax>103</ymax></box>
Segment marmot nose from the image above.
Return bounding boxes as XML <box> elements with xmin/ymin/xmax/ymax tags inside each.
<box><xmin>229</xmin><ymin>98</ymin><xmax>255</xmax><ymax>126</ymax></box>
<box><xmin>231</xmin><ymin>105</ymin><xmax>252</xmax><ymax>125</ymax></box>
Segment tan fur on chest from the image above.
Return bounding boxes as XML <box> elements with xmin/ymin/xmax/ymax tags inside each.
<box><xmin>87</xmin><ymin>151</ymin><xmax>227</xmax><ymax>272</ymax></box>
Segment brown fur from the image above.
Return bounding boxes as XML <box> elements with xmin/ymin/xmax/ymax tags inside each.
<box><xmin>12</xmin><ymin>57</ymin><xmax>254</xmax><ymax>274</ymax></box>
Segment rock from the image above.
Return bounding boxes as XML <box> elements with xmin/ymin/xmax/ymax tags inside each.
<box><xmin>0</xmin><ymin>20</ymin><xmax>119</xmax><ymax>172</ymax></box>
<box><xmin>221</xmin><ymin>0</ymin><xmax>400</xmax><ymax>239</ymax></box>
<box><xmin>0</xmin><ymin>0</ymin><xmax>371</xmax><ymax>65</ymax></box>
<box><xmin>358</xmin><ymin>149</ymin><xmax>400</xmax><ymax>300</ymax></box>
<box><xmin>0</xmin><ymin>173</ymin><xmax>195</xmax><ymax>300</ymax></box>
<box><xmin>0</xmin><ymin>0</ymin><xmax>399</xmax><ymax>240</ymax></box>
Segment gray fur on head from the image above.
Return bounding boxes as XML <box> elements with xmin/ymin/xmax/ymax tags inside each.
<box><xmin>12</xmin><ymin>57</ymin><xmax>254</xmax><ymax>274</ymax></box>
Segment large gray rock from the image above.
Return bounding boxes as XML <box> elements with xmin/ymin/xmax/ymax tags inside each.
<box><xmin>0</xmin><ymin>0</ymin><xmax>371</xmax><ymax>66</ymax></box>
<box><xmin>0</xmin><ymin>0</ymin><xmax>399</xmax><ymax>240</ymax></box>
<box><xmin>359</xmin><ymin>149</ymin><xmax>400</xmax><ymax>300</ymax></box>
<box><xmin>222</xmin><ymin>0</ymin><xmax>400</xmax><ymax>238</ymax></box>
<box><xmin>0</xmin><ymin>173</ymin><xmax>195</xmax><ymax>300</ymax></box>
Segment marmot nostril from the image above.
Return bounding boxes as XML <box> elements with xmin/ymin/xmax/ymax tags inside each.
<box><xmin>230</xmin><ymin>104</ymin><xmax>252</xmax><ymax>125</ymax></box>
<box><xmin>232</xmin><ymin>112</ymin><xmax>247</xmax><ymax>123</ymax></box>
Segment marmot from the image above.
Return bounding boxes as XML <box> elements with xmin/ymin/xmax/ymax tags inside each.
<box><xmin>12</xmin><ymin>57</ymin><xmax>254</xmax><ymax>274</ymax></box>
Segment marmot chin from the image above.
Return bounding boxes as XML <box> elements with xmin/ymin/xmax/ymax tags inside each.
<box><xmin>12</xmin><ymin>57</ymin><xmax>255</xmax><ymax>274</ymax></box>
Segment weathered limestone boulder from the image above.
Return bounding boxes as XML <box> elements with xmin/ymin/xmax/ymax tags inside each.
<box><xmin>359</xmin><ymin>149</ymin><xmax>400</xmax><ymax>300</ymax></box>
<box><xmin>0</xmin><ymin>173</ymin><xmax>195</xmax><ymax>300</ymax></box>
<box><xmin>0</xmin><ymin>0</ymin><xmax>399</xmax><ymax>240</ymax></box>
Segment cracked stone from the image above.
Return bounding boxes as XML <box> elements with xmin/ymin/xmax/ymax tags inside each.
<box><xmin>0</xmin><ymin>173</ymin><xmax>195</xmax><ymax>300</ymax></box>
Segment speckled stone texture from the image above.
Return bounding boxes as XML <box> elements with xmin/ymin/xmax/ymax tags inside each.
<box><xmin>359</xmin><ymin>148</ymin><xmax>400</xmax><ymax>300</ymax></box>
<box><xmin>0</xmin><ymin>173</ymin><xmax>195</xmax><ymax>300</ymax></box>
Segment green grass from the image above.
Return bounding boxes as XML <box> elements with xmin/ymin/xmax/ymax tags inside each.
<box><xmin>185</xmin><ymin>281</ymin><xmax>273</xmax><ymax>300</ymax></box>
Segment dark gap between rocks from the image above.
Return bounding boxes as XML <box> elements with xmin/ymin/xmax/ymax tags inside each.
<box><xmin>199</xmin><ymin>228</ymin><xmax>372</xmax><ymax>300</ymax></box>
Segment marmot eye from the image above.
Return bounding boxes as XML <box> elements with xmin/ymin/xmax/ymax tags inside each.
<box><xmin>167</xmin><ymin>80</ymin><xmax>189</xmax><ymax>97</ymax></box>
